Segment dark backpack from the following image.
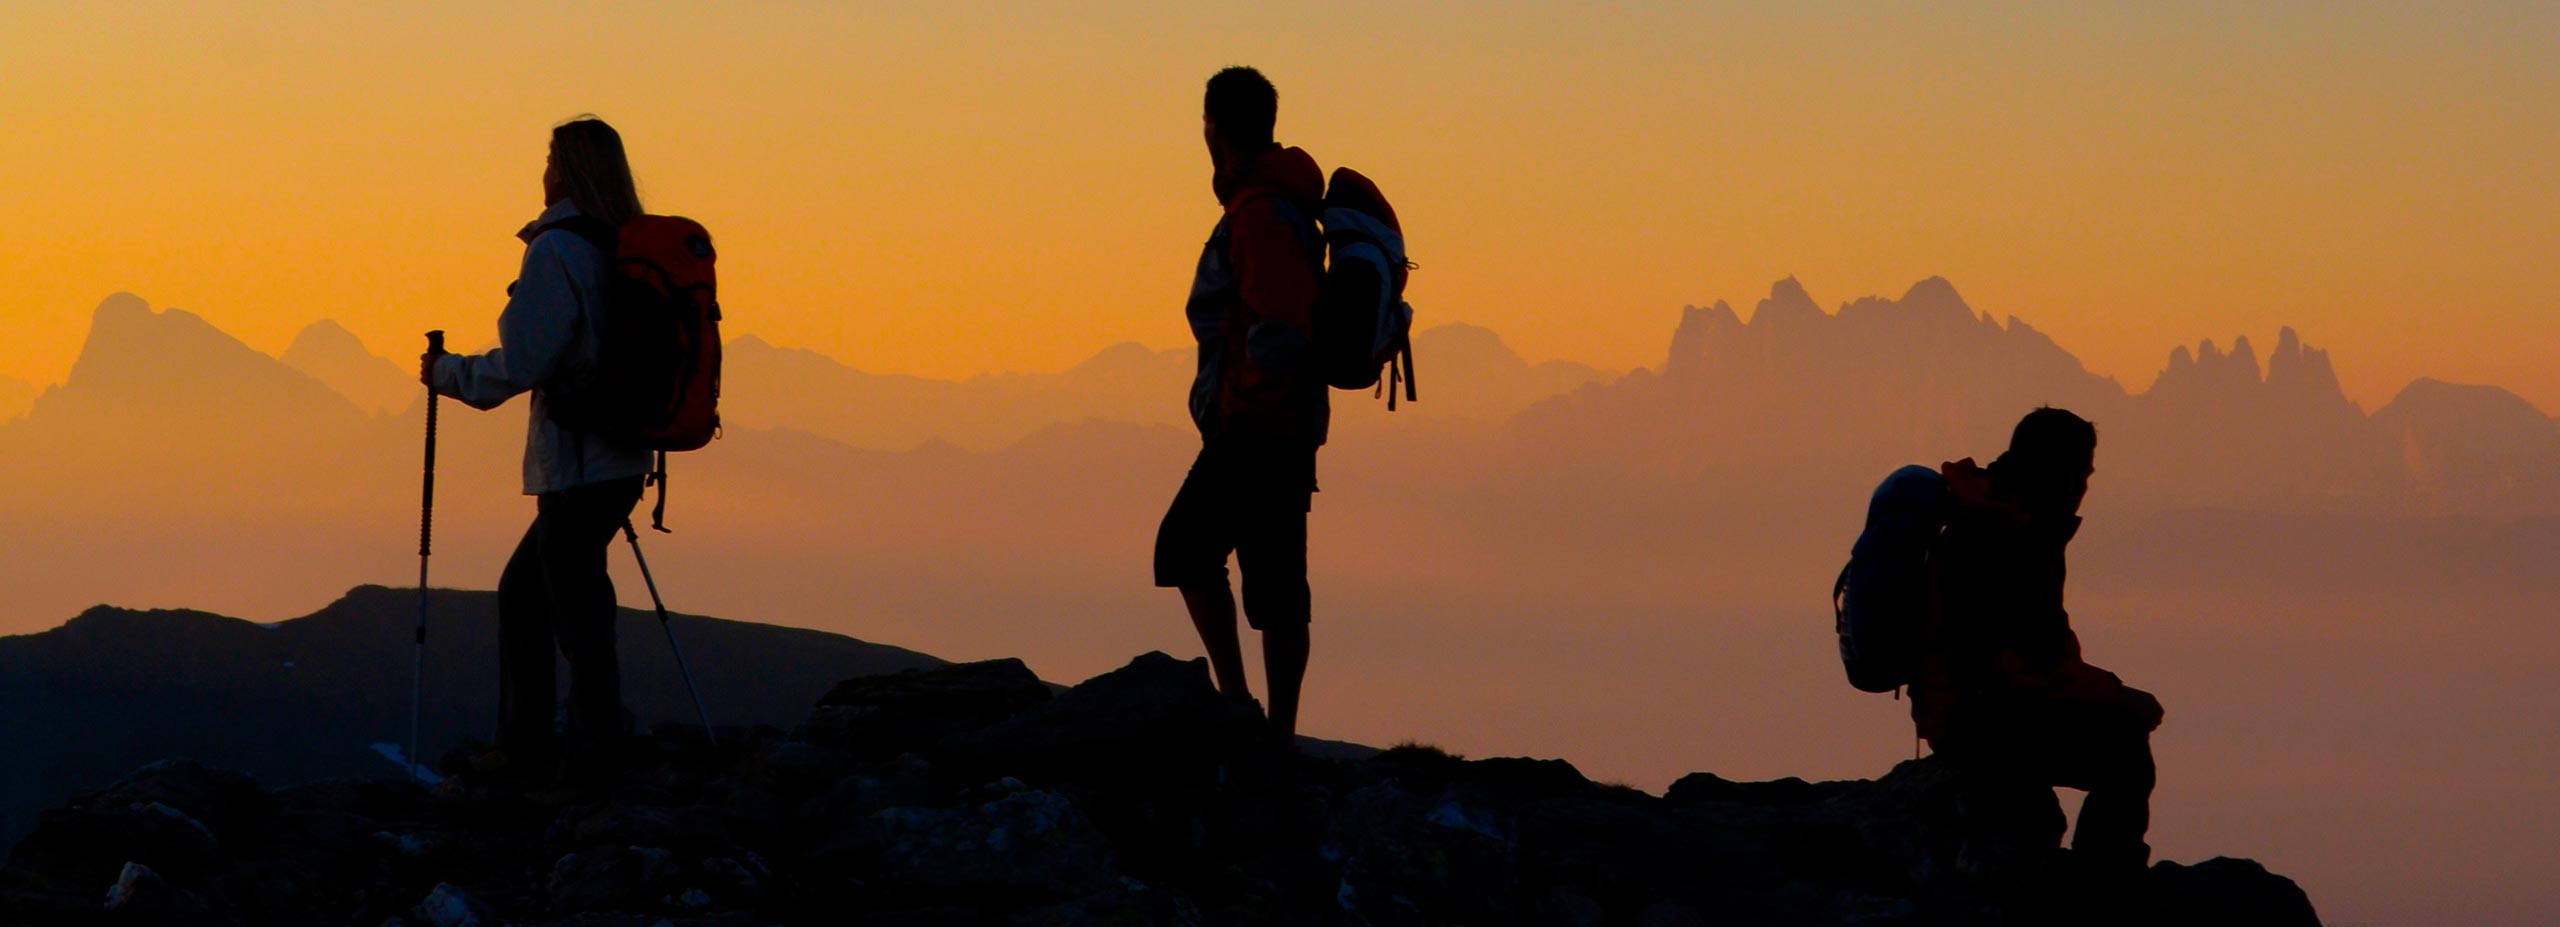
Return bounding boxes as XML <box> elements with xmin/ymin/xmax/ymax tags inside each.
<box><xmin>1832</xmin><ymin>465</ymin><xmax>1950</xmax><ymax>693</ymax></box>
<box><xmin>1313</xmin><ymin>167</ymin><xmax>1417</xmax><ymax>409</ymax></box>
<box><xmin>538</xmin><ymin>213</ymin><xmax>723</xmax><ymax>530</ymax></box>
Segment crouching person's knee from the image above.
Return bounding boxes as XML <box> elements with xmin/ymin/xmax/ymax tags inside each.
<box><xmin>2121</xmin><ymin>734</ymin><xmax>2157</xmax><ymax>793</ymax></box>
<box><xmin>2114</xmin><ymin>684</ymin><xmax>2165</xmax><ymax>733</ymax></box>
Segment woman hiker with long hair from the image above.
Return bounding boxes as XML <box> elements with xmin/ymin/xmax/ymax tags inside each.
<box><xmin>419</xmin><ymin>115</ymin><xmax>654</xmax><ymax>792</ymax></box>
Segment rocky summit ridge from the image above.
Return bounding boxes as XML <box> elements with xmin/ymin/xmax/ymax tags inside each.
<box><xmin>0</xmin><ymin>652</ymin><xmax>2319</xmax><ymax>926</ymax></box>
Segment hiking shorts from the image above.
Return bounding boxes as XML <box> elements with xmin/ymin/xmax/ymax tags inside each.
<box><xmin>1153</xmin><ymin>434</ymin><xmax>1317</xmax><ymax>629</ymax></box>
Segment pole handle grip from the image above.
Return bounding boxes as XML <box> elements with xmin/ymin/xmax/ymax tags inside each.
<box><xmin>425</xmin><ymin>330</ymin><xmax>446</xmax><ymax>354</ymax></box>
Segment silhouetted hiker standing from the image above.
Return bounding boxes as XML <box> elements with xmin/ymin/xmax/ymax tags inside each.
<box><xmin>1912</xmin><ymin>407</ymin><xmax>2165</xmax><ymax>906</ymax></box>
<box><xmin>1155</xmin><ymin>67</ymin><xmax>1328</xmax><ymax>742</ymax></box>
<box><xmin>419</xmin><ymin>116</ymin><xmax>653</xmax><ymax>790</ymax></box>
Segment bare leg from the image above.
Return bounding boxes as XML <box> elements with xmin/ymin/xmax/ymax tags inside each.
<box><xmin>1181</xmin><ymin>584</ymin><xmax>1252</xmax><ymax>701</ymax></box>
<box><xmin>1263</xmin><ymin>622</ymin><xmax>1309</xmax><ymax>742</ymax></box>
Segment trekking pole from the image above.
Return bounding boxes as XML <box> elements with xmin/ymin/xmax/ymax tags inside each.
<box><xmin>622</xmin><ymin>521</ymin><xmax>716</xmax><ymax>746</ymax></box>
<box><xmin>410</xmin><ymin>330</ymin><xmax>444</xmax><ymax>786</ymax></box>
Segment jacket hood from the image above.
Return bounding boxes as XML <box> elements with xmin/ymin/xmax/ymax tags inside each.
<box><xmin>1221</xmin><ymin>145</ymin><xmax>1324</xmax><ymax>209</ymax></box>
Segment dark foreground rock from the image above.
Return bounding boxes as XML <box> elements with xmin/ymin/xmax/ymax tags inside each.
<box><xmin>0</xmin><ymin>652</ymin><xmax>2320</xmax><ymax>926</ymax></box>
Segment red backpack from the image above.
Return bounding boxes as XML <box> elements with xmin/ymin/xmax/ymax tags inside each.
<box><xmin>542</xmin><ymin>214</ymin><xmax>723</xmax><ymax>529</ymax></box>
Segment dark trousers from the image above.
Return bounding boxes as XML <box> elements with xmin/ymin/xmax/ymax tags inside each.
<box><xmin>1946</xmin><ymin>697</ymin><xmax>2157</xmax><ymax>872</ymax></box>
<box><xmin>495</xmin><ymin>476</ymin><xmax>643</xmax><ymax>763</ymax></box>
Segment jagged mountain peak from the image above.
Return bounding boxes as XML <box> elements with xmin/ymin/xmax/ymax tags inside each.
<box><xmin>1895</xmin><ymin>275</ymin><xmax>1974</xmax><ymax>324</ymax></box>
<box><xmin>2156</xmin><ymin>335</ymin><xmax>2264</xmax><ymax>394</ymax></box>
<box><xmin>35</xmin><ymin>294</ymin><xmax>361</xmax><ymax>425</ymax></box>
<box><xmin>1835</xmin><ymin>276</ymin><xmax>1980</xmax><ymax>330</ymax></box>
<box><xmin>75</xmin><ymin>294</ymin><xmax>234</xmax><ymax>371</ymax></box>
<box><xmin>2151</xmin><ymin>329</ymin><xmax>2363</xmax><ymax>405</ymax></box>
<box><xmin>68</xmin><ymin>295</ymin><xmax>277</xmax><ymax>386</ymax></box>
<box><xmin>1667</xmin><ymin>300</ymin><xmax>1743</xmax><ymax>371</ymax></box>
<box><xmin>1413</xmin><ymin>321</ymin><xmax>1525</xmax><ymax>364</ymax></box>
<box><xmin>279</xmin><ymin>319</ymin><xmax>417</xmax><ymax>416</ymax></box>
<box><xmin>1750</xmin><ymin>276</ymin><xmax>1825</xmax><ymax>329</ymax></box>
<box><xmin>280</xmin><ymin>319</ymin><xmax>364</xmax><ymax>358</ymax></box>
<box><xmin>2228</xmin><ymin>335</ymin><xmax>2259</xmax><ymax>375</ymax></box>
<box><xmin>87</xmin><ymin>291</ymin><xmax>155</xmax><ymax>328</ymax></box>
<box><xmin>1074</xmin><ymin>340</ymin><xmax>1164</xmax><ymax>369</ymax></box>
<box><xmin>2264</xmin><ymin>326</ymin><xmax>2353</xmax><ymax>411</ymax></box>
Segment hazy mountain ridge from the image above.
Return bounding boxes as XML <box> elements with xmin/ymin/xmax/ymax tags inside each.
<box><xmin>724</xmin><ymin>322</ymin><xmax>1617</xmax><ymax>452</ymax></box>
<box><xmin>0</xmin><ymin>377</ymin><xmax>32</xmax><ymax>425</ymax></box>
<box><xmin>0</xmin><ymin>585</ymin><xmax>944</xmax><ymax>845</ymax></box>
<box><xmin>280</xmin><ymin>319</ymin><xmax>418</xmax><ymax>417</ymax></box>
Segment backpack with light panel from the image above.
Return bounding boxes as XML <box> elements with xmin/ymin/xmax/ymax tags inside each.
<box><xmin>1832</xmin><ymin>464</ymin><xmax>1950</xmax><ymax>694</ymax></box>
<box><xmin>1312</xmin><ymin>167</ymin><xmax>1417</xmax><ymax>408</ymax></box>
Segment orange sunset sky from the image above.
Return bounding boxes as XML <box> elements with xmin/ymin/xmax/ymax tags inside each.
<box><xmin>4</xmin><ymin>2</ymin><xmax>2554</xmax><ymax>411</ymax></box>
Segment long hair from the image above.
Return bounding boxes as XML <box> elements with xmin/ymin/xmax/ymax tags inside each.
<box><xmin>550</xmin><ymin>115</ymin><xmax>643</xmax><ymax>227</ymax></box>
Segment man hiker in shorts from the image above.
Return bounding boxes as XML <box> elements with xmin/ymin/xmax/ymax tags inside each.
<box><xmin>1911</xmin><ymin>407</ymin><xmax>2166</xmax><ymax>907</ymax></box>
<box><xmin>1154</xmin><ymin>66</ymin><xmax>1328</xmax><ymax>743</ymax></box>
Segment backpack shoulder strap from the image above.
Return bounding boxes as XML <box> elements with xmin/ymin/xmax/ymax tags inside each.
<box><xmin>1222</xmin><ymin>194</ymin><xmax>1325</xmax><ymax>277</ymax></box>
<box><xmin>535</xmin><ymin>214</ymin><xmax>618</xmax><ymax>256</ymax></box>
<box><xmin>1266</xmin><ymin>196</ymin><xmax>1325</xmax><ymax>274</ymax></box>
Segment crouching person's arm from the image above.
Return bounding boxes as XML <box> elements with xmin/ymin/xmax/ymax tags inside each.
<box><xmin>432</xmin><ymin>235</ymin><xmax>582</xmax><ymax>411</ymax></box>
<box><xmin>1994</xmin><ymin>628</ymin><xmax>2165</xmax><ymax>732</ymax></box>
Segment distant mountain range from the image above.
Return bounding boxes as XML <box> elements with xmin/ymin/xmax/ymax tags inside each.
<box><xmin>723</xmin><ymin>322</ymin><xmax>1614</xmax><ymax>452</ymax></box>
<box><xmin>0</xmin><ymin>585</ymin><xmax>942</xmax><ymax>846</ymax></box>
<box><xmin>2</xmin><ymin>281</ymin><xmax>2553</xmax><ymax>635</ymax></box>
<box><xmin>1515</xmin><ymin>276</ymin><xmax>2560</xmax><ymax>519</ymax></box>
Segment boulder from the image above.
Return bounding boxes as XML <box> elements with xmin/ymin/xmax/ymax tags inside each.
<box><xmin>934</xmin><ymin>652</ymin><xmax>1265</xmax><ymax>786</ymax></box>
<box><xmin>89</xmin><ymin>761</ymin><xmax>271</xmax><ymax>839</ymax></box>
<box><xmin>7</xmin><ymin>802</ymin><xmax>226</xmax><ymax>887</ymax></box>
<box><xmin>797</xmin><ymin>659</ymin><xmax>1052</xmax><ymax>758</ymax></box>
<box><xmin>2149</xmin><ymin>857</ymin><xmax>2322</xmax><ymax>927</ymax></box>
<box><xmin>102</xmin><ymin>860</ymin><xmax>212</xmax><ymax>919</ymax></box>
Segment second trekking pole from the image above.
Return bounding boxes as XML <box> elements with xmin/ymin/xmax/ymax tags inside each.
<box><xmin>410</xmin><ymin>330</ymin><xmax>444</xmax><ymax>787</ymax></box>
<box><xmin>622</xmin><ymin>521</ymin><xmax>716</xmax><ymax>746</ymax></box>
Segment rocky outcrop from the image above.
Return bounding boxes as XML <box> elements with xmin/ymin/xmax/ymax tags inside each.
<box><xmin>0</xmin><ymin>653</ymin><xmax>2320</xmax><ymax>926</ymax></box>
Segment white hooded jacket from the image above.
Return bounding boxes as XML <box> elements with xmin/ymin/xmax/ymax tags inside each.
<box><xmin>430</xmin><ymin>199</ymin><xmax>655</xmax><ymax>495</ymax></box>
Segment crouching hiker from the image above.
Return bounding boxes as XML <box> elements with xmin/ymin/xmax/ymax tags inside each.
<box><xmin>1916</xmin><ymin>408</ymin><xmax>2165</xmax><ymax>908</ymax></box>
<box><xmin>1838</xmin><ymin>407</ymin><xmax>2162</xmax><ymax>913</ymax></box>
<box><xmin>420</xmin><ymin>116</ymin><xmax>655</xmax><ymax>791</ymax></box>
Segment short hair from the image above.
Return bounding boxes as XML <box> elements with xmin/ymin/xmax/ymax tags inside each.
<box><xmin>2006</xmin><ymin>406</ymin><xmax>2098</xmax><ymax>470</ymax></box>
<box><xmin>1204</xmin><ymin>67</ymin><xmax>1278</xmax><ymax>151</ymax></box>
<box><xmin>551</xmin><ymin>115</ymin><xmax>644</xmax><ymax>228</ymax></box>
